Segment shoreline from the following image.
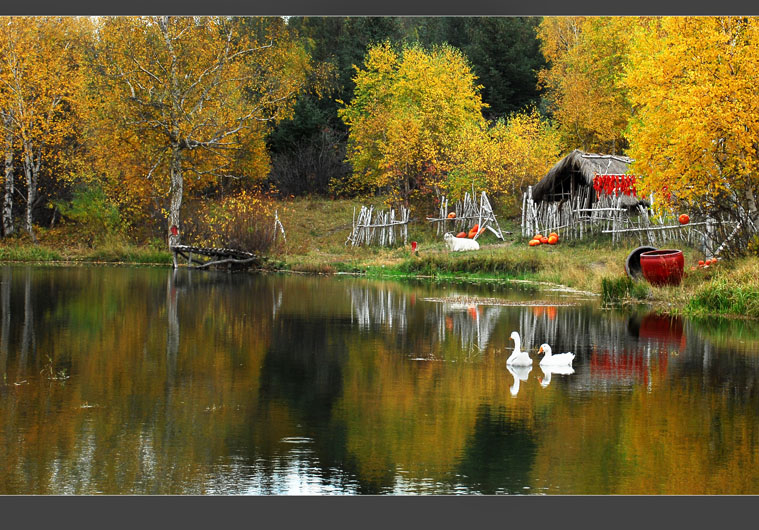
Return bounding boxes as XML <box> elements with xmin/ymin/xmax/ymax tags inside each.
<box><xmin>3</xmin><ymin>246</ymin><xmax>757</xmax><ymax>321</ymax></box>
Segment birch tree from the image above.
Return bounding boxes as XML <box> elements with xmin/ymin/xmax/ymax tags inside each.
<box><xmin>0</xmin><ymin>17</ymin><xmax>85</xmax><ymax>242</ymax></box>
<box><xmin>623</xmin><ymin>17</ymin><xmax>759</xmax><ymax>240</ymax></box>
<box><xmin>92</xmin><ymin>16</ymin><xmax>309</xmax><ymax>246</ymax></box>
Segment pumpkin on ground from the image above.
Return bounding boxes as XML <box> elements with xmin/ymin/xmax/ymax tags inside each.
<box><xmin>529</xmin><ymin>239</ymin><xmax>540</xmax><ymax>247</ymax></box>
<box><xmin>549</xmin><ymin>232</ymin><xmax>558</xmax><ymax>240</ymax></box>
<box><xmin>540</xmin><ymin>236</ymin><xmax>549</xmax><ymax>244</ymax></box>
<box><xmin>456</xmin><ymin>232</ymin><xmax>467</xmax><ymax>238</ymax></box>
<box><xmin>548</xmin><ymin>235</ymin><xmax>558</xmax><ymax>245</ymax></box>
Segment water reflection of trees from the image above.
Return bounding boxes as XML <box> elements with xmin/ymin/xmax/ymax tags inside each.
<box><xmin>3</xmin><ymin>268</ymin><xmax>759</xmax><ymax>494</ymax></box>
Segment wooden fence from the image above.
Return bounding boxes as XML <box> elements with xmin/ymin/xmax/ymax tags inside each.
<box><xmin>427</xmin><ymin>190</ymin><xmax>505</xmax><ymax>241</ymax></box>
<box><xmin>346</xmin><ymin>205</ymin><xmax>410</xmax><ymax>247</ymax></box>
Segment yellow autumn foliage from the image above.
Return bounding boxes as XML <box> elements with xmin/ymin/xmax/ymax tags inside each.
<box><xmin>623</xmin><ymin>17</ymin><xmax>759</xmax><ymax>216</ymax></box>
<box><xmin>337</xmin><ymin>42</ymin><xmax>487</xmax><ymax>204</ymax></box>
<box><xmin>538</xmin><ymin>17</ymin><xmax>643</xmax><ymax>154</ymax></box>
<box><xmin>447</xmin><ymin>109</ymin><xmax>562</xmax><ymax>201</ymax></box>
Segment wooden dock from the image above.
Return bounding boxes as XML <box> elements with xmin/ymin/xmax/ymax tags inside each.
<box><xmin>170</xmin><ymin>245</ymin><xmax>263</xmax><ymax>271</ymax></box>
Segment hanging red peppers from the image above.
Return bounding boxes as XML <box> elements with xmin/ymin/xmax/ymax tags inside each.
<box><xmin>592</xmin><ymin>174</ymin><xmax>638</xmax><ymax>199</ymax></box>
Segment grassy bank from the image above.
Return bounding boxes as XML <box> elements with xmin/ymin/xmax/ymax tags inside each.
<box><xmin>0</xmin><ymin>226</ymin><xmax>173</xmax><ymax>265</ymax></box>
<box><xmin>2</xmin><ymin>196</ymin><xmax>758</xmax><ymax>318</ymax></box>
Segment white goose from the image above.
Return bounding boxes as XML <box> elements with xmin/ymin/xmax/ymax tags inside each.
<box><xmin>538</xmin><ymin>365</ymin><xmax>575</xmax><ymax>388</ymax></box>
<box><xmin>507</xmin><ymin>331</ymin><xmax>533</xmax><ymax>366</ymax></box>
<box><xmin>507</xmin><ymin>364</ymin><xmax>532</xmax><ymax>396</ymax></box>
<box><xmin>537</xmin><ymin>343</ymin><xmax>575</xmax><ymax>367</ymax></box>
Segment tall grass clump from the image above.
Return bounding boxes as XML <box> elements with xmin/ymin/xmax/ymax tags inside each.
<box><xmin>399</xmin><ymin>249</ymin><xmax>542</xmax><ymax>277</ymax></box>
<box><xmin>86</xmin><ymin>241</ymin><xmax>173</xmax><ymax>264</ymax></box>
<box><xmin>601</xmin><ymin>275</ymin><xmax>649</xmax><ymax>305</ymax></box>
<box><xmin>0</xmin><ymin>245</ymin><xmax>62</xmax><ymax>262</ymax></box>
<box><xmin>686</xmin><ymin>259</ymin><xmax>759</xmax><ymax>318</ymax></box>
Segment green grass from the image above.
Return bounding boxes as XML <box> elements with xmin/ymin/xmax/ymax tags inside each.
<box><xmin>397</xmin><ymin>249</ymin><xmax>543</xmax><ymax>278</ymax></box>
<box><xmin>0</xmin><ymin>244</ymin><xmax>63</xmax><ymax>261</ymax></box>
<box><xmin>85</xmin><ymin>245</ymin><xmax>173</xmax><ymax>264</ymax></box>
<box><xmin>685</xmin><ymin>260</ymin><xmax>759</xmax><ymax>318</ymax></box>
<box><xmin>601</xmin><ymin>275</ymin><xmax>650</xmax><ymax>306</ymax></box>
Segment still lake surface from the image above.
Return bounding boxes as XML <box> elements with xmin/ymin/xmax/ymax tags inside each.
<box><xmin>1</xmin><ymin>264</ymin><xmax>759</xmax><ymax>494</ymax></box>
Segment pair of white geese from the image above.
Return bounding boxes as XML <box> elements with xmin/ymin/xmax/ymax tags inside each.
<box><xmin>506</xmin><ymin>331</ymin><xmax>574</xmax><ymax>395</ymax></box>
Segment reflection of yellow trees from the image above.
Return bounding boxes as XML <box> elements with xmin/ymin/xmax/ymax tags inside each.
<box><xmin>530</xmin><ymin>355</ymin><xmax>759</xmax><ymax>494</ymax></box>
<box><xmin>617</xmin><ymin>386</ymin><xmax>759</xmax><ymax>494</ymax></box>
<box><xmin>0</xmin><ymin>268</ymin><xmax>274</xmax><ymax>493</ymax></box>
<box><xmin>336</xmin><ymin>335</ymin><xmax>550</xmax><ymax>491</ymax></box>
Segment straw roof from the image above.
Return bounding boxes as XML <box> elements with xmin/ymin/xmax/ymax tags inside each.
<box><xmin>531</xmin><ymin>149</ymin><xmax>646</xmax><ymax>207</ymax></box>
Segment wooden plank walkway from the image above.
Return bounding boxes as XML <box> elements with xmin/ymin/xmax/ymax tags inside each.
<box><xmin>170</xmin><ymin>245</ymin><xmax>262</xmax><ymax>271</ymax></box>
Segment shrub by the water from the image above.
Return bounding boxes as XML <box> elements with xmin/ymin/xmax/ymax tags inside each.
<box><xmin>602</xmin><ymin>275</ymin><xmax>649</xmax><ymax>305</ymax></box>
<box><xmin>182</xmin><ymin>190</ymin><xmax>277</xmax><ymax>254</ymax></box>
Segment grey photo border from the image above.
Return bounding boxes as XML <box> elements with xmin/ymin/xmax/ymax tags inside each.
<box><xmin>1</xmin><ymin>0</ymin><xmax>758</xmax><ymax>527</ymax></box>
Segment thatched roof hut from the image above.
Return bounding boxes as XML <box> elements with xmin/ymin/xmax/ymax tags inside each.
<box><xmin>531</xmin><ymin>149</ymin><xmax>647</xmax><ymax>208</ymax></box>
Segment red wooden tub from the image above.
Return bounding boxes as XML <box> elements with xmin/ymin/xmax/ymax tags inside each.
<box><xmin>640</xmin><ymin>249</ymin><xmax>684</xmax><ymax>286</ymax></box>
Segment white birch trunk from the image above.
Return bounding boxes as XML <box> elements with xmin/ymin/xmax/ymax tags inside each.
<box><xmin>22</xmin><ymin>147</ymin><xmax>37</xmax><ymax>243</ymax></box>
<box><xmin>2</xmin><ymin>113</ymin><xmax>14</xmax><ymax>237</ymax></box>
<box><xmin>168</xmin><ymin>145</ymin><xmax>183</xmax><ymax>248</ymax></box>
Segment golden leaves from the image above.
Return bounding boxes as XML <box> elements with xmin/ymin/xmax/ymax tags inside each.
<box><xmin>623</xmin><ymin>17</ymin><xmax>759</xmax><ymax>208</ymax></box>
<box><xmin>338</xmin><ymin>42</ymin><xmax>486</xmax><ymax>203</ymax></box>
<box><xmin>537</xmin><ymin>17</ymin><xmax>642</xmax><ymax>153</ymax></box>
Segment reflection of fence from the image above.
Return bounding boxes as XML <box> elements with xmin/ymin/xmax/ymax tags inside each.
<box><xmin>517</xmin><ymin>306</ymin><xmax>688</xmax><ymax>390</ymax></box>
<box><xmin>346</xmin><ymin>205</ymin><xmax>410</xmax><ymax>247</ymax></box>
<box><xmin>433</xmin><ymin>301</ymin><xmax>502</xmax><ymax>352</ymax></box>
<box><xmin>350</xmin><ymin>286</ymin><xmax>408</xmax><ymax>331</ymax></box>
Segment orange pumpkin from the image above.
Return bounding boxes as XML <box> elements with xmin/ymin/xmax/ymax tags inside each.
<box><xmin>540</xmin><ymin>236</ymin><xmax>549</xmax><ymax>244</ymax></box>
<box><xmin>447</xmin><ymin>212</ymin><xmax>456</xmax><ymax>219</ymax></box>
<box><xmin>468</xmin><ymin>230</ymin><xmax>476</xmax><ymax>239</ymax></box>
<box><xmin>529</xmin><ymin>239</ymin><xmax>540</xmax><ymax>246</ymax></box>
<box><xmin>534</xmin><ymin>234</ymin><xmax>543</xmax><ymax>240</ymax></box>
<box><xmin>456</xmin><ymin>232</ymin><xmax>467</xmax><ymax>238</ymax></box>
<box><xmin>679</xmin><ymin>214</ymin><xmax>690</xmax><ymax>225</ymax></box>
<box><xmin>549</xmin><ymin>232</ymin><xmax>558</xmax><ymax>239</ymax></box>
<box><xmin>548</xmin><ymin>235</ymin><xmax>558</xmax><ymax>245</ymax></box>
<box><xmin>698</xmin><ymin>260</ymin><xmax>705</xmax><ymax>266</ymax></box>
<box><xmin>472</xmin><ymin>224</ymin><xmax>479</xmax><ymax>231</ymax></box>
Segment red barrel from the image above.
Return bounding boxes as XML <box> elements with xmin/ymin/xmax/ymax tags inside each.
<box><xmin>640</xmin><ymin>249</ymin><xmax>684</xmax><ymax>286</ymax></box>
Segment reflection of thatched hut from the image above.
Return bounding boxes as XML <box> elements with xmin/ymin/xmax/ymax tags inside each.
<box><xmin>531</xmin><ymin>149</ymin><xmax>646</xmax><ymax>209</ymax></box>
<box><xmin>522</xmin><ymin>150</ymin><xmax>651</xmax><ymax>241</ymax></box>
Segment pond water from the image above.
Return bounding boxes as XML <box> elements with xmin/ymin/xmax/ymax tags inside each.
<box><xmin>1</xmin><ymin>265</ymin><xmax>759</xmax><ymax>494</ymax></box>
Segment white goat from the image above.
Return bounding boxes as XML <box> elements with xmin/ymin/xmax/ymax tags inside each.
<box><xmin>444</xmin><ymin>232</ymin><xmax>480</xmax><ymax>252</ymax></box>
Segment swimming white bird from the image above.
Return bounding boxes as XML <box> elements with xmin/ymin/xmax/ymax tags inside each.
<box><xmin>537</xmin><ymin>343</ymin><xmax>575</xmax><ymax>367</ymax></box>
<box><xmin>507</xmin><ymin>331</ymin><xmax>533</xmax><ymax>366</ymax></box>
<box><xmin>537</xmin><ymin>364</ymin><xmax>575</xmax><ymax>388</ymax></box>
<box><xmin>507</xmin><ymin>364</ymin><xmax>532</xmax><ymax>396</ymax></box>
